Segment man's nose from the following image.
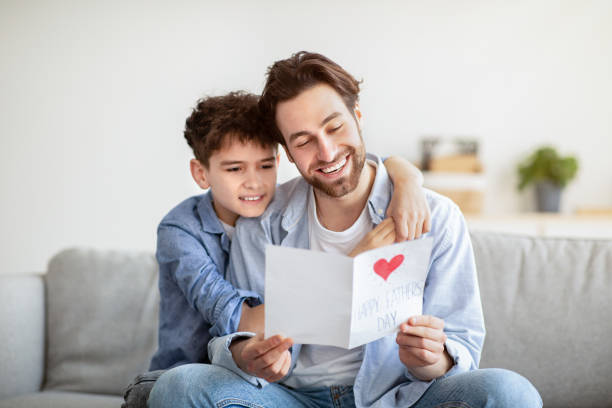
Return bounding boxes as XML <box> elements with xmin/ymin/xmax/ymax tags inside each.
<box><xmin>317</xmin><ymin>135</ymin><xmax>338</xmax><ymax>163</ymax></box>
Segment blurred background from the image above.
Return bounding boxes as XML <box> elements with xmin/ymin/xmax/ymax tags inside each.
<box><xmin>2</xmin><ymin>0</ymin><xmax>611</xmax><ymax>275</ymax></box>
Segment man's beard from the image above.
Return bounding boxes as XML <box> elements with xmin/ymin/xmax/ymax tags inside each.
<box><xmin>303</xmin><ymin>143</ymin><xmax>366</xmax><ymax>198</ymax></box>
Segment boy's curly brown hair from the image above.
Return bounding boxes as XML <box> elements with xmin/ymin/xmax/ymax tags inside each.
<box><xmin>184</xmin><ymin>91</ymin><xmax>276</xmax><ymax>167</ymax></box>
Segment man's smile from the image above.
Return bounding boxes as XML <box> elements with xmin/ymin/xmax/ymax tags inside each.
<box><xmin>317</xmin><ymin>154</ymin><xmax>349</xmax><ymax>177</ymax></box>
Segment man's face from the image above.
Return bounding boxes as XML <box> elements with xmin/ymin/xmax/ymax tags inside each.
<box><xmin>193</xmin><ymin>140</ymin><xmax>279</xmax><ymax>226</ymax></box>
<box><xmin>275</xmin><ymin>83</ymin><xmax>366</xmax><ymax>198</ymax></box>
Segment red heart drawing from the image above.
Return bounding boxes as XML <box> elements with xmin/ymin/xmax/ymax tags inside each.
<box><xmin>373</xmin><ymin>254</ymin><xmax>404</xmax><ymax>281</ymax></box>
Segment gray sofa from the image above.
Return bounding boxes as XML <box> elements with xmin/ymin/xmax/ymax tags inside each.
<box><xmin>1</xmin><ymin>232</ymin><xmax>611</xmax><ymax>407</ymax></box>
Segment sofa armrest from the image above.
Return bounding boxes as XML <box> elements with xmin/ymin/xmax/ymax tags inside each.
<box><xmin>0</xmin><ymin>273</ymin><xmax>45</xmax><ymax>400</ymax></box>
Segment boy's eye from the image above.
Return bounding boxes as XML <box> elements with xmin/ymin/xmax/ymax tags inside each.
<box><xmin>226</xmin><ymin>167</ymin><xmax>241</xmax><ymax>172</ymax></box>
<box><xmin>262</xmin><ymin>164</ymin><xmax>275</xmax><ymax>169</ymax></box>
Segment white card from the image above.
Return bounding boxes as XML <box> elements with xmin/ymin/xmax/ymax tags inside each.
<box><xmin>264</xmin><ymin>237</ymin><xmax>433</xmax><ymax>349</ymax></box>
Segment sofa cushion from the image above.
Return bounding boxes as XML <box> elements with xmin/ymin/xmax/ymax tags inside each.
<box><xmin>0</xmin><ymin>391</ymin><xmax>123</xmax><ymax>408</ymax></box>
<box><xmin>44</xmin><ymin>248</ymin><xmax>159</xmax><ymax>395</ymax></box>
<box><xmin>471</xmin><ymin>232</ymin><xmax>612</xmax><ymax>408</ymax></box>
<box><xmin>0</xmin><ymin>274</ymin><xmax>44</xmax><ymax>400</ymax></box>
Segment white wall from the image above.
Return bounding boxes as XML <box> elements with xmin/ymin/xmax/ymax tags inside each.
<box><xmin>2</xmin><ymin>0</ymin><xmax>611</xmax><ymax>274</ymax></box>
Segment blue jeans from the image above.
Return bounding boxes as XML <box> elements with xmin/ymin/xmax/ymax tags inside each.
<box><xmin>412</xmin><ymin>368</ymin><xmax>542</xmax><ymax>408</ymax></box>
<box><xmin>147</xmin><ymin>364</ymin><xmax>542</xmax><ymax>408</ymax></box>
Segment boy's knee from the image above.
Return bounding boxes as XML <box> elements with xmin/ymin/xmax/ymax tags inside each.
<box><xmin>475</xmin><ymin>368</ymin><xmax>542</xmax><ymax>407</ymax></box>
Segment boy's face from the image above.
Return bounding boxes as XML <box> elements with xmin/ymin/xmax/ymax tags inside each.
<box><xmin>275</xmin><ymin>83</ymin><xmax>366</xmax><ymax>198</ymax></box>
<box><xmin>191</xmin><ymin>140</ymin><xmax>279</xmax><ymax>226</ymax></box>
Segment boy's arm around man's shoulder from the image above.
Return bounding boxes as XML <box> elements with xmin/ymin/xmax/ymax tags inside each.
<box><xmin>156</xmin><ymin>221</ymin><xmax>262</xmax><ymax>338</ymax></box>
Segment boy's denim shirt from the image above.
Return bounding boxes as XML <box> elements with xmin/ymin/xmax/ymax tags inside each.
<box><xmin>149</xmin><ymin>191</ymin><xmax>261</xmax><ymax>371</ymax></box>
<box><xmin>209</xmin><ymin>154</ymin><xmax>486</xmax><ymax>408</ymax></box>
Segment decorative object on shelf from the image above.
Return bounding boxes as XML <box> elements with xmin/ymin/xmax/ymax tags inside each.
<box><xmin>420</xmin><ymin>136</ymin><xmax>484</xmax><ymax>214</ymax></box>
<box><xmin>517</xmin><ymin>146</ymin><xmax>579</xmax><ymax>212</ymax></box>
<box><xmin>420</xmin><ymin>137</ymin><xmax>439</xmax><ymax>171</ymax></box>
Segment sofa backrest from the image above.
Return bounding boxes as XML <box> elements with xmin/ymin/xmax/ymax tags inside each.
<box><xmin>472</xmin><ymin>231</ymin><xmax>612</xmax><ymax>408</ymax></box>
<box><xmin>44</xmin><ymin>248</ymin><xmax>159</xmax><ymax>396</ymax></box>
<box><xmin>41</xmin><ymin>233</ymin><xmax>612</xmax><ymax>406</ymax></box>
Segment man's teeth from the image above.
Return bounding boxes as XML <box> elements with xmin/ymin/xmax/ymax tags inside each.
<box><xmin>241</xmin><ymin>195</ymin><xmax>262</xmax><ymax>201</ymax></box>
<box><xmin>321</xmin><ymin>158</ymin><xmax>347</xmax><ymax>174</ymax></box>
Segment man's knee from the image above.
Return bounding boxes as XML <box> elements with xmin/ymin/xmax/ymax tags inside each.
<box><xmin>473</xmin><ymin>368</ymin><xmax>542</xmax><ymax>407</ymax></box>
<box><xmin>148</xmin><ymin>364</ymin><xmax>221</xmax><ymax>408</ymax></box>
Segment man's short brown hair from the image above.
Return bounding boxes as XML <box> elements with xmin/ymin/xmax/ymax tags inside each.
<box><xmin>259</xmin><ymin>51</ymin><xmax>362</xmax><ymax>146</ymax></box>
<box><xmin>184</xmin><ymin>91</ymin><xmax>275</xmax><ymax>167</ymax></box>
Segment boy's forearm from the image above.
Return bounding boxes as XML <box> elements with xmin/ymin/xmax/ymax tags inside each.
<box><xmin>238</xmin><ymin>304</ymin><xmax>265</xmax><ymax>333</ymax></box>
<box><xmin>384</xmin><ymin>156</ymin><xmax>424</xmax><ymax>185</ymax></box>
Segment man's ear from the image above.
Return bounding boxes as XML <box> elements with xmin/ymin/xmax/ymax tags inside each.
<box><xmin>190</xmin><ymin>159</ymin><xmax>211</xmax><ymax>190</ymax></box>
<box><xmin>276</xmin><ymin>152</ymin><xmax>281</xmax><ymax>167</ymax></box>
<box><xmin>282</xmin><ymin>145</ymin><xmax>294</xmax><ymax>163</ymax></box>
<box><xmin>353</xmin><ymin>104</ymin><xmax>363</xmax><ymax>131</ymax></box>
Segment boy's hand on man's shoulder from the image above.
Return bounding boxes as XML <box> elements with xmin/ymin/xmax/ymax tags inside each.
<box><xmin>230</xmin><ymin>333</ymin><xmax>293</xmax><ymax>383</ymax></box>
<box><xmin>349</xmin><ymin>218</ymin><xmax>396</xmax><ymax>257</ymax></box>
<box><xmin>386</xmin><ymin>178</ymin><xmax>431</xmax><ymax>241</ymax></box>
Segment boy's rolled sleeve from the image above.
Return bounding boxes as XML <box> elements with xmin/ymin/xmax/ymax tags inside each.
<box><xmin>208</xmin><ymin>333</ymin><xmax>269</xmax><ymax>388</ymax></box>
<box><xmin>209</xmin><ymin>288</ymin><xmax>263</xmax><ymax>338</ymax></box>
<box><xmin>157</xmin><ymin>224</ymin><xmax>262</xmax><ymax>336</ymax></box>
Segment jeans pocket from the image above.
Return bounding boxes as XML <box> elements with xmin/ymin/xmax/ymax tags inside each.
<box><xmin>216</xmin><ymin>398</ymin><xmax>266</xmax><ymax>408</ymax></box>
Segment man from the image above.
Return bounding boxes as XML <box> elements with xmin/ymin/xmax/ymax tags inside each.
<box><xmin>148</xmin><ymin>52</ymin><xmax>542</xmax><ymax>407</ymax></box>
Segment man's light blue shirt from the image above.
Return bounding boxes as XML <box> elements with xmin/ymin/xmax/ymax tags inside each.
<box><xmin>209</xmin><ymin>154</ymin><xmax>485</xmax><ymax>408</ymax></box>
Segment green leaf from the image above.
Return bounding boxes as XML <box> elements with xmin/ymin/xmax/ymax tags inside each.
<box><xmin>516</xmin><ymin>146</ymin><xmax>579</xmax><ymax>191</ymax></box>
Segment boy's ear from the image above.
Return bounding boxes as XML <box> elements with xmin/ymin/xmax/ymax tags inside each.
<box><xmin>276</xmin><ymin>152</ymin><xmax>281</xmax><ymax>167</ymax></box>
<box><xmin>190</xmin><ymin>159</ymin><xmax>210</xmax><ymax>190</ymax></box>
<box><xmin>282</xmin><ymin>145</ymin><xmax>294</xmax><ymax>163</ymax></box>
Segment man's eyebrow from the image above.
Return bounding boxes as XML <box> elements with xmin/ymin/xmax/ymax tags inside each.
<box><xmin>320</xmin><ymin>112</ymin><xmax>342</xmax><ymax>126</ymax></box>
<box><xmin>288</xmin><ymin>112</ymin><xmax>342</xmax><ymax>142</ymax></box>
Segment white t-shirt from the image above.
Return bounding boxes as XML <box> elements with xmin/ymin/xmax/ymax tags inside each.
<box><xmin>220</xmin><ymin>221</ymin><xmax>235</xmax><ymax>241</ymax></box>
<box><xmin>282</xmin><ymin>171</ymin><xmax>376</xmax><ymax>389</ymax></box>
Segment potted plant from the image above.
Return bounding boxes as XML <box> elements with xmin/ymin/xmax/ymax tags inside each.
<box><xmin>517</xmin><ymin>146</ymin><xmax>579</xmax><ymax>212</ymax></box>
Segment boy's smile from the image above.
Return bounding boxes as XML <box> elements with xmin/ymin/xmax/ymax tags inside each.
<box><xmin>191</xmin><ymin>140</ymin><xmax>279</xmax><ymax>226</ymax></box>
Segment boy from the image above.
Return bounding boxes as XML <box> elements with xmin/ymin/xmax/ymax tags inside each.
<box><xmin>122</xmin><ymin>91</ymin><xmax>430</xmax><ymax>407</ymax></box>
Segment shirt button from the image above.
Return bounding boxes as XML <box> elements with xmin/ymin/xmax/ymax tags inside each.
<box><xmin>377</xmin><ymin>208</ymin><xmax>384</xmax><ymax>215</ymax></box>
